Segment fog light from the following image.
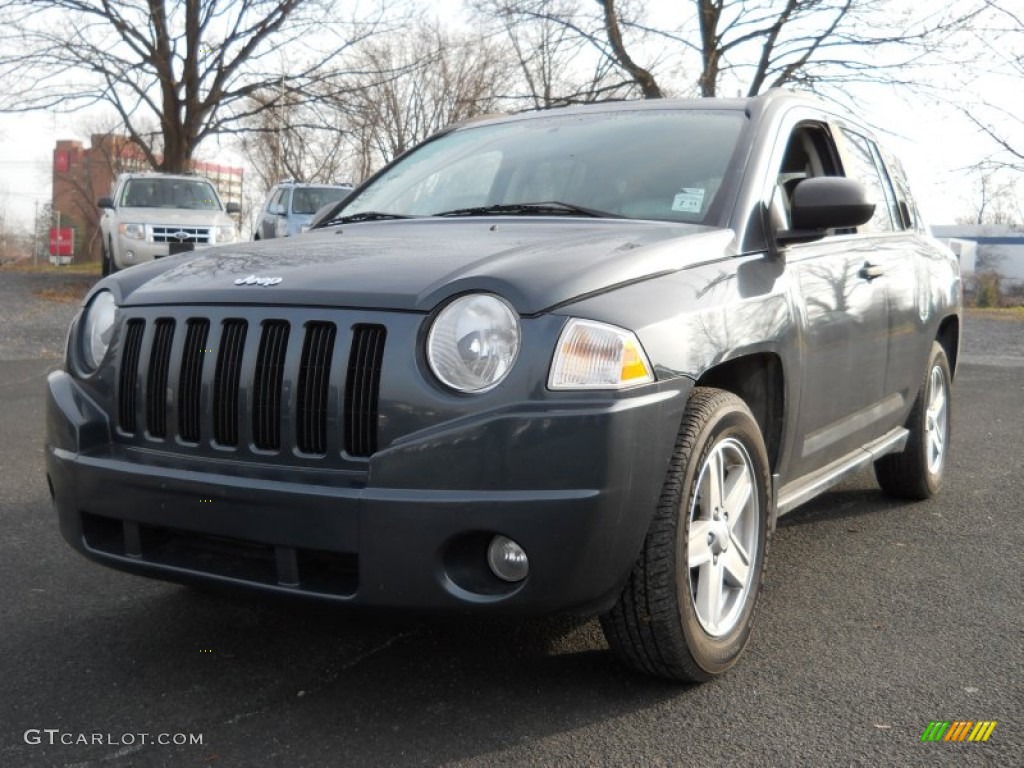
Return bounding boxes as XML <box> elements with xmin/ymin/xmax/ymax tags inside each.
<box><xmin>487</xmin><ymin>535</ymin><xmax>529</xmax><ymax>582</ymax></box>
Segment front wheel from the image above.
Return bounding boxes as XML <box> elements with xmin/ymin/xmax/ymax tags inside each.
<box><xmin>874</xmin><ymin>341</ymin><xmax>952</xmax><ymax>500</ymax></box>
<box><xmin>601</xmin><ymin>388</ymin><xmax>771</xmax><ymax>682</ymax></box>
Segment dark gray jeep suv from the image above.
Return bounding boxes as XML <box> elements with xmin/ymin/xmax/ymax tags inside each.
<box><xmin>46</xmin><ymin>91</ymin><xmax>960</xmax><ymax>682</ymax></box>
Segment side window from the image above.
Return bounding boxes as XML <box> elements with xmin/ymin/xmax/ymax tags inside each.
<box><xmin>879</xmin><ymin>149</ymin><xmax>922</xmax><ymax>231</ymax></box>
<box><xmin>269</xmin><ymin>188</ymin><xmax>285</xmax><ymax>212</ymax></box>
<box><xmin>836</xmin><ymin>128</ymin><xmax>896</xmax><ymax>233</ymax></box>
<box><xmin>770</xmin><ymin>122</ymin><xmax>840</xmax><ymax>230</ymax></box>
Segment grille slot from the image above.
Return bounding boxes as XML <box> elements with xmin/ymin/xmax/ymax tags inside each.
<box><xmin>145</xmin><ymin>319</ymin><xmax>176</xmax><ymax>437</ymax></box>
<box><xmin>252</xmin><ymin>320</ymin><xmax>290</xmax><ymax>451</ymax></box>
<box><xmin>177</xmin><ymin>319</ymin><xmax>210</xmax><ymax>443</ymax></box>
<box><xmin>296</xmin><ymin>322</ymin><xmax>337</xmax><ymax>455</ymax></box>
<box><xmin>212</xmin><ymin>320</ymin><xmax>247</xmax><ymax>446</ymax></box>
<box><xmin>344</xmin><ymin>325</ymin><xmax>386</xmax><ymax>457</ymax></box>
<box><xmin>118</xmin><ymin>319</ymin><xmax>145</xmax><ymax>433</ymax></box>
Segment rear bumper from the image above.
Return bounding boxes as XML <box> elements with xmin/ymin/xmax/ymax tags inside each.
<box><xmin>46</xmin><ymin>370</ymin><xmax>690</xmax><ymax>615</ymax></box>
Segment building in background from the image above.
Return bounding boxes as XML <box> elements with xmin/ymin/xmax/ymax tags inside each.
<box><xmin>932</xmin><ymin>224</ymin><xmax>1024</xmax><ymax>296</ymax></box>
<box><xmin>51</xmin><ymin>134</ymin><xmax>243</xmax><ymax>262</ymax></box>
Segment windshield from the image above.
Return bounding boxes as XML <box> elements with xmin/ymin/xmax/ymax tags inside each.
<box><xmin>339</xmin><ymin>109</ymin><xmax>745</xmax><ymax>224</ymax></box>
<box><xmin>120</xmin><ymin>178</ymin><xmax>222</xmax><ymax>210</ymax></box>
<box><xmin>291</xmin><ymin>186</ymin><xmax>350</xmax><ymax>215</ymax></box>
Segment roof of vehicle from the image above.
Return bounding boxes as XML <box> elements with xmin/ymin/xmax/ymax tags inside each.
<box><xmin>441</xmin><ymin>89</ymin><xmax>856</xmax><ymax>135</ymax></box>
<box><xmin>273</xmin><ymin>180</ymin><xmax>354</xmax><ymax>189</ymax></box>
<box><xmin>115</xmin><ymin>171</ymin><xmax>214</xmax><ymax>184</ymax></box>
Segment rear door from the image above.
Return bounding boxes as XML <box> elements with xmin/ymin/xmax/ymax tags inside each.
<box><xmin>833</xmin><ymin>125</ymin><xmax>929</xmax><ymax>434</ymax></box>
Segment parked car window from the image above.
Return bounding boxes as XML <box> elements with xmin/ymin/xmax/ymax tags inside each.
<box><xmin>274</xmin><ymin>188</ymin><xmax>291</xmax><ymax>212</ymax></box>
<box><xmin>291</xmin><ymin>187</ymin><xmax>349</xmax><ymax>214</ymax></box>
<box><xmin>342</xmin><ymin>110</ymin><xmax>746</xmax><ymax>224</ymax></box>
<box><xmin>120</xmin><ymin>178</ymin><xmax>220</xmax><ymax>210</ymax></box>
<box><xmin>879</xmin><ymin>149</ymin><xmax>922</xmax><ymax>231</ymax></box>
<box><xmin>770</xmin><ymin>123</ymin><xmax>840</xmax><ymax>230</ymax></box>
<box><xmin>836</xmin><ymin>128</ymin><xmax>896</xmax><ymax>233</ymax></box>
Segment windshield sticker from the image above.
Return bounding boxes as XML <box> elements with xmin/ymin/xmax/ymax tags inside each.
<box><xmin>672</xmin><ymin>188</ymin><xmax>705</xmax><ymax>213</ymax></box>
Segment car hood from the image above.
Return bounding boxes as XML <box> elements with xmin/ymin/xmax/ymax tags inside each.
<box><xmin>112</xmin><ymin>218</ymin><xmax>736</xmax><ymax>314</ymax></box>
<box><xmin>115</xmin><ymin>207</ymin><xmax>233</xmax><ymax>226</ymax></box>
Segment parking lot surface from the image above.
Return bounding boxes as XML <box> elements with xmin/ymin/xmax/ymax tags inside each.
<box><xmin>0</xmin><ymin>270</ymin><xmax>1020</xmax><ymax>767</ymax></box>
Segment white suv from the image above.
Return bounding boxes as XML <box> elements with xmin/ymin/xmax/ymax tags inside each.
<box><xmin>98</xmin><ymin>173</ymin><xmax>240</xmax><ymax>275</ymax></box>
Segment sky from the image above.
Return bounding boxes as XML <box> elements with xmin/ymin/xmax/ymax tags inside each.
<box><xmin>0</xmin><ymin>0</ymin><xmax>1019</xmax><ymax>233</ymax></box>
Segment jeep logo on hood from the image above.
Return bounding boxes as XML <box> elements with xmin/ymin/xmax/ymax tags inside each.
<box><xmin>234</xmin><ymin>275</ymin><xmax>283</xmax><ymax>286</ymax></box>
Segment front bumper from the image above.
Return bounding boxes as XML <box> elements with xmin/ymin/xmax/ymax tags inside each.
<box><xmin>115</xmin><ymin>236</ymin><xmax>230</xmax><ymax>268</ymax></box>
<box><xmin>46</xmin><ymin>370</ymin><xmax>691</xmax><ymax>615</ymax></box>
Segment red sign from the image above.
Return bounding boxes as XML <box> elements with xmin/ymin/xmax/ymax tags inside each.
<box><xmin>55</xmin><ymin>151</ymin><xmax>70</xmax><ymax>173</ymax></box>
<box><xmin>49</xmin><ymin>227</ymin><xmax>74</xmax><ymax>256</ymax></box>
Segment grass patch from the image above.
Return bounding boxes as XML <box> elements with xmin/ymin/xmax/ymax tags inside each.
<box><xmin>33</xmin><ymin>283</ymin><xmax>93</xmax><ymax>304</ymax></box>
<box><xmin>3</xmin><ymin>260</ymin><xmax>102</xmax><ymax>276</ymax></box>
<box><xmin>966</xmin><ymin>306</ymin><xmax>1024</xmax><ymax>321</ymax></box>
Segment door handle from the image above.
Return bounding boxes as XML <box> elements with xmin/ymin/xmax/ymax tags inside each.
<box><xmin>859</xmin><ymin>262</ymin><xmax>885</xmax><ymax>280</ymax></box>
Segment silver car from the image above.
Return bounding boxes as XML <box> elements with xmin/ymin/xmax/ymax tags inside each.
<box><xmin>254</xmin><ymin>181</ymin><xmax>353</xmax><ymax>239</ymax></box>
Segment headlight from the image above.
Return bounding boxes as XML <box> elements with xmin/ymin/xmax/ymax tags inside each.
<box><xmin>118</xmin><ymin>222</ymin><xmax>145</xmax><ymax>240</ymax></box>
<box><xmin>81</xmin><ymin>290</ymin><xmax>117</xmax><ymax>371</ymax></box>
<box><xmin>549</xmin><ymin>318</ymin><xmax>654</xmax><ymax>389</ymax></box>
<box><xmin>275</xmin><ymin>217</ymin><xmax>289</xmax><ymax>237</ymax></box>
<box><xmin>427</xmin><ymin>294</ymin><xmax>520</xmax><ymax>392</ymax></box>
<box><xmin>215</xmin><ymin>224</ymin><xmax>237</xmax><ymax>243</ymax></box>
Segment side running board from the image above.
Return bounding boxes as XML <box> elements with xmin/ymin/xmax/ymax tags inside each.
<box><xmin>776</xmin><ymin>427</ymin><xmax>909</xmax><ymax>517</ymax></box>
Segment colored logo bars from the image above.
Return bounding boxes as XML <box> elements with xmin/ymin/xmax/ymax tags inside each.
<box><xmin>921</xmin><ymin>721</ymin><xmax>997</xmax><ymax>742</ymax></box>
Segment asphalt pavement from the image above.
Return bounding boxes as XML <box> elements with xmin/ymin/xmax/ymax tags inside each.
<box><xmin>0</xmin><ymin>269</ymin><xmax>1020</xmax><ymax>767</ymax></box>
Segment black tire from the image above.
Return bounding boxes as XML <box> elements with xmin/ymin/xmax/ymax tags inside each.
<box><xmin>600</xmin><ymin>387</ymin><xmax>771</xmax><ymax>682</ymax></box>
<box><xmin>874</xmin><ymin>341</ymin><xmax>952</xmax><ymax>500</ymax></box>
<box><xmin>103</xmin><ymin>237</ymin><xmax>118</xmax><ymax>275</ymax></box>
<box><xmin>101</xmin><ymin>239</ymin><xmax>111</xmax><ymax>276</ymax></box>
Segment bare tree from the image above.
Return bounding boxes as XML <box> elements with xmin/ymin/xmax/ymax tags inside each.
<box><xmin>339</xmin><ymin>22</ymin><xmax>515</xmax><ymax>179</ymax></box>
<box><xmin>956</xmin><ymin>164</ymin><xmax>1022</xmax><ymax>227</ymax></box>
<box><xmin>955</xmin><ymin>1</ymin><xmax>1024</xmax><ymax>170</ymax></box>
<box><xmin>0</xmin><ymin>0</ymin><xmax>391</xmax><ymax>172</ymax></box>
<box><xmin>484</xmin><ymin>0</ymin><xmax>986</xmax><ymax>99</ymax></box>
<box><xmin>238</xmin><ymin>95</ymin><xmax>354</xmax><ymax>197</ymax></box>
<box><xmin>475</xmin><ymin>0</ymin><xmax>640</xmax><ymax>106</ymax></box>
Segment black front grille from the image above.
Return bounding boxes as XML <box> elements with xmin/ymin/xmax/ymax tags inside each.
<box><xmin>145</xmin><ymin>319</ymin><xmax>176</xmax><ymax>437</ymax></box>
<box><xmin>252</xmin><ymin>321</ymin><xmax>290</xmax><ymax>451</ymax></box>
<box><xmin>116</xmin><ymin>312</ymin><xmax>385</xmax><ymax>462</ymax></box>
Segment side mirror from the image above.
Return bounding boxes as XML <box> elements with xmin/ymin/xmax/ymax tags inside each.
<box><xmin>777</xmin><ymin>177</ymin><xmax>875</xmax><ymax>245</ymax></box>
<box><xmin>225</xmin><ymin>201</ymin><xmax>241</xmax><ymax>214</ymax></box>
<box><xmin>271</xmin><ymin>203</ymin><xmax>286</xmax><ymax>216</ymax></box>
<box><xmin>97</xmin><ymin>197</ymin><xmax>115</xmax><ymax>210</ymax></box>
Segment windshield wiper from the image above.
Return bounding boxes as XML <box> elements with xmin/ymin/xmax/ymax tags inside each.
<box><xmin>434</xmin><ymin>201</ymin><xmax>623</xmax><ymax>219</ymax></box>
<box><xmin>326</xmin><ymin>211</ymin><xmax>417</xmax><ymax>225</ymax></box>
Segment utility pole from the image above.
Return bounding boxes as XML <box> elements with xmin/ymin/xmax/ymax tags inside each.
<box><xmin>32</xmin><ymin>200</ymin><xmax>38</xmax><ymax>267</ymax></box>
